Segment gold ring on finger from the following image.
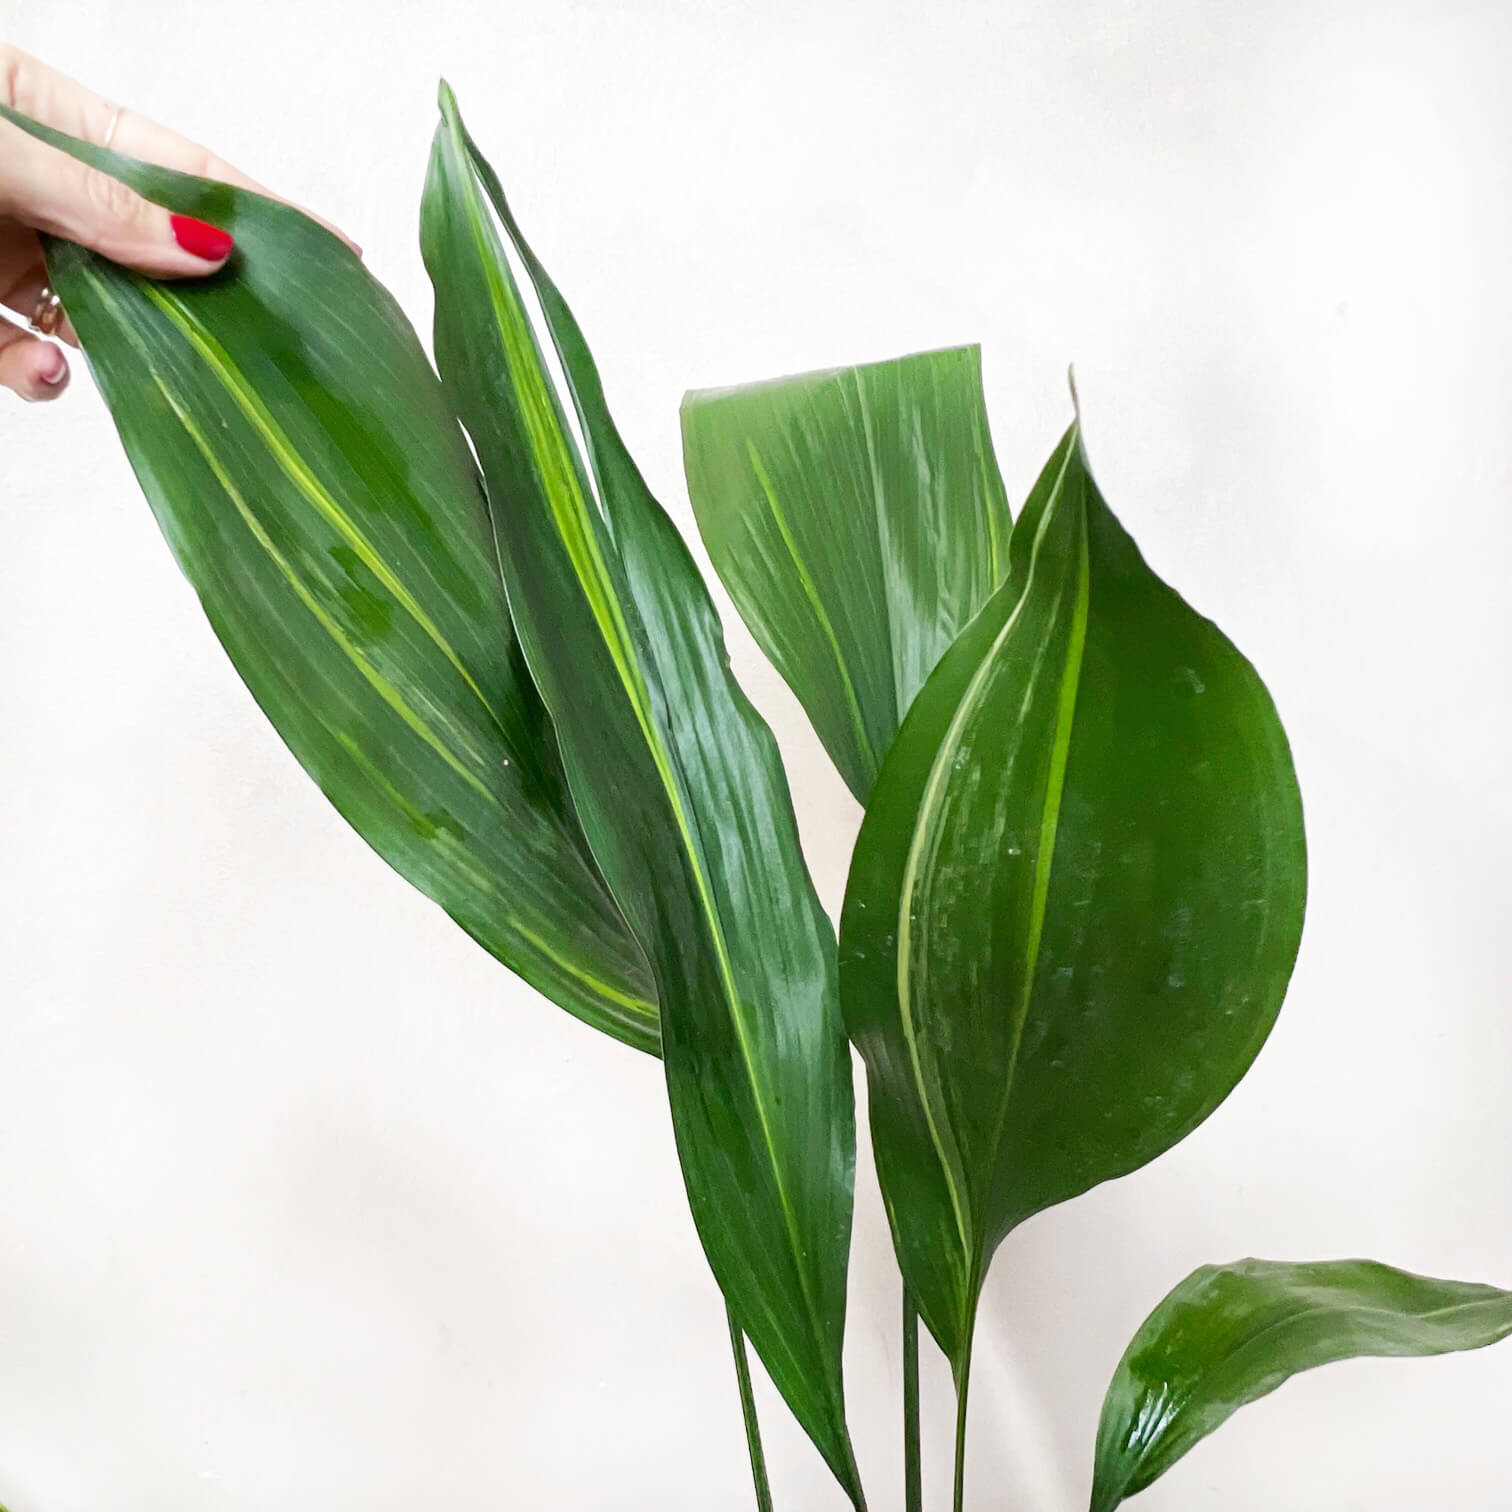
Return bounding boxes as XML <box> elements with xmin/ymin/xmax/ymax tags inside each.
<box><xmin>29</xmin><ymin>287</ymin><xmax>63</xmax><ymax>338</ymax></box>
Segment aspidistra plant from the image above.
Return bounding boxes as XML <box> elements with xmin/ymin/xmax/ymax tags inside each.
<box><xmin>12</xmin><ymin>81</ymin><xmax>1512</xmax><ymax>1512</ymax></box>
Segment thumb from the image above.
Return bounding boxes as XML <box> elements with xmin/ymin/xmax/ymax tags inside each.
<box><xmin>0</xmin><ymin>117</ymin><xmax>233</xmax><ymax>277</ymax></box>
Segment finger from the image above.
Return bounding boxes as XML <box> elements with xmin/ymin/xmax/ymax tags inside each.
<box><xmin>112</xmin><ymin>111</ymin><xmax>361</xmax><ymax>254</ymax></box>
<box><xmin>1</xmin><ymin>45</ymin><xmax>360</xmax><ymax>255</ymax></box>
<box><xmin>0</xmin><ymin>320</ymin><xmax>69</xmax><ymax>401</ymax></box>
<box><xmin>0</xmin><ymin>117</ymin><xmax>233</xmax><ymax>278</ymax></box>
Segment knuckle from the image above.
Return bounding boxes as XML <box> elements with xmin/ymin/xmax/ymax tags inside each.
<box><xmin>0</xmin><ymin>45</ymin><xmax>19</xmax><ymax>110</ymax></box>
<box><xmin>83</xmin><ymin>165</ymin><xmax>143</xmax><ymax>224</ymax></box>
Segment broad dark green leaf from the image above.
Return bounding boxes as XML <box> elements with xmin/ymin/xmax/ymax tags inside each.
<box><xmin>3</xmin><ymin>106</ymin><xmax>657</xmax><ymax>1054</ymax></box>
<box><xmin>421</xmin><ymin>86</ymin><xmax>864</xmax><ymax>1503</ymax></box>
<box><xmin>840</xmin><ymin>415</ymin><xmax>1307</xmax><ymax>1382</ymax></box>
<box><xmin>1092</xmin><ymin>1257</ymin><xmax>1512</xmax><ymax>1511</ymax></box>
<box><xmin>681</xmin><ymin>347</ymin><xmax>1012</xmax><ymax>802</ymax></box>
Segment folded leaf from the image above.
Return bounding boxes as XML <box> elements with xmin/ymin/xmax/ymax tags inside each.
<box><xmin>681</xmin><ymin>347</ymin><xmax>1012</xmax><ymax>802</ymax></box>
<box><xmin>3</xmin><ymin>106</ymin><xmax>657</xmax><ymax>1054</ymax></box>
<box><xmin>421</xmin><ymin>85</ymin><xmax>864</xmax><ymax>1504</ymax></box>
<box><xmin>840</xmin><ymin>414</ymin><xmax>1307</xmax><ymax>1382</ymax></box>
<box><xmin>1092</xmin><ymin>1257</ymin><xmax>1512</xmax><ymax>1511</ymax></box>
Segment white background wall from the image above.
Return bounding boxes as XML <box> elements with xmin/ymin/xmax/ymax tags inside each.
<box><xmin>3</xmin><ymin>1</ymin><xmax>1510</xmax><ymax>1507</ymax></box>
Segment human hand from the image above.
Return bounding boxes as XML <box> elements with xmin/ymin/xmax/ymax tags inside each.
<box><xmin>0</xmin><ymin>45</ymin><xmax>356</xmax><ymax>402</ymax></box>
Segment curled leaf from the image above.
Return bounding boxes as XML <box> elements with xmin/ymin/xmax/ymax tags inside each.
<box><xmin>1092</xmin><ymin>1257</ymin><xmax>1512</xmax><ymax>1510</ymax></box>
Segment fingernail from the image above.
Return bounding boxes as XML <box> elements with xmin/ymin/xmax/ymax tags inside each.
<box><xmin>170</xmin><ymin>213</ymin><xmax>235</xmax><ymax>263</ymax></box>
<box><xmin>39</xmin><ymin>348</ymin><xmax>68</xmax><ymax>385</ymax></box>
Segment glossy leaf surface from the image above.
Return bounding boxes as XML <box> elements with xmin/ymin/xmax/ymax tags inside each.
<box><xmin>4</xmin><ymin>106</ymin><xmax>657</xmax><ymax>1053</ymax></box>
<box><xmin>681</xmin><ymin>347</ymin><xmax>1012</xmax><ymax>802</ymax></box>
<box><xmin>421</xmin><ymin>86</ymin><xmax>863</xmax><ymax>1503</ymax></box>
<box><xmin>840</xmin><ymin>418</ymin><xmax>1306</xmax><ymax>1374</ymax></box>
<box><xmin>1092</xmin><ymin>1257</ymin><xmax>1512</xmax><ymax>1510</ymax></box>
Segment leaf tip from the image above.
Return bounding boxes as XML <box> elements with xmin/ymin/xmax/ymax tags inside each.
<box><xmin>1065</xmin><ymin>364</ymin><xmax>1093</xmax><ymax>470</ymax></box>
<box><xmin>437</xmin><ymin>77</ymin><xmax>459</xmax><ymax>117</ymax></box>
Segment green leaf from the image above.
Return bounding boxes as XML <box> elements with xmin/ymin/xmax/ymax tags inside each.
<box><xmin>681</xmin><ymin>347</ymin><xmax>1012</xmax><ymax>802</ymax></box>
<box><xmin>2</xmin><ymin>106</ymin><xmax>658</xmax><ymax>1054</ymax></box>
<box><xmin>840</xmin><ymin>413</ymin><xmax>1307</xmax><ymax>1381</ymax></box>
<box><xmin>421</xmin><ymin>85</ymin><xmax>864</xmax><ymax>1504</ymax></box>
<box><xmin>1092</xmin><ymin>1257</ymin><xmax>1512</xmax><ymax>1511</ymax></box>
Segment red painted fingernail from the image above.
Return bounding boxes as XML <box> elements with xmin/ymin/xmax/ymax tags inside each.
<box><xmin>39</xmin><ymin>348</ymin><xmax>67</xmax><ymax>385</ymax></box>
<box><xmin>170</xmin><ymin>214</ymin><xmax>234</xmax><ymax>262</ymax></box>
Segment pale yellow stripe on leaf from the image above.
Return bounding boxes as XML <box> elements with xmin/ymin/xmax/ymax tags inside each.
<box><xmin>746</xmin><ymin>438</ymin><xmax>878</xmax><ymax>776</ymax></box>
<box><xmin>146</xmin><ymin>371</ymin><xmax>498</xmax><ymax>807</ymax></box>
<box><xmin>447</xmin><ymin>123</ymin><xmax>828</xmax><ymax>1350</ymax></box>
<box><xmin>335</xmin><ymin>732</ymin><xmax>656</xmax><ymax>1024</ymax></box>
<box><xmin>893</xmin><ymin>428</ymin><xmax>1083</xmax><ymax>1271</ymax></box>
<box><xmin>136</xmin><ymin>280</ymin><xmax>508</xmax><ymax>740</ymax></box>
